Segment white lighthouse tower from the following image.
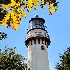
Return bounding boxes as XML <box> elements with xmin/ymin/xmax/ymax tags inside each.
<box><xmin>25</xmin><ymin>15</ymin><xmax>51</xmax><ymax>70</ymax></box>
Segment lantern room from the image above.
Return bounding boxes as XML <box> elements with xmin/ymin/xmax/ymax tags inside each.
<box><xmin>29</xmin><ymin>15</ymin><xmax>45</xmax><ymax>29</ymax></box>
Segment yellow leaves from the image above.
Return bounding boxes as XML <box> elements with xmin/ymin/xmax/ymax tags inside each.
<box><xmin>28</xmin><ymin>0</ymin><xmax>32</xmax><ymax>4</ymax></box>
<box><xmin>10</xmin><ymin>14</ymin><xmax>20</xmax><ymax>30</ymax></box>
<box><xmin>49</xmin><ymin>3</ymin><xmax>58</xmax><ymax>15</ymax></box>
<box><xmin>17</xmin><ymin>8</ymin><xmax>26</xmax><ymax>18</ymax></box>
<box><xmin>11</xmin><ymin>0</ymin><xmax>16</xmax><ymax>6</ymax></box>
<box><xmin>11</xmin><ymin>23</ymin><xmax>19</xmax><ymax>30</ymax></box>
<box><xmin>0</xmin><ymin>0</ymin><xmax>59</xmax><ymax>30</ymax></box>
<box><xmin>41</xmin><ymin>0</ymin><xmax>44</xmax><ymax>4</ymax></box>
<box><xmin>15</xmin><ymin>3</ymin><xmax>21</xmax><ymax>7</ymax></box>
<box><xmin>27</xmin><ymin>7</ymin><xmax>31</xmax><ymax>13</ymax></box>
<box><xmin>31</xmin><ymin>0</ymin><xmax>39</xmax><ymax>10</ymax></box>
<box><xmin>11</xmin><ymin>0</ymin><xmax>15</xmax><ymax>3</ymax></box>
<box><xmin>1</xmin><ymin>13</ymin><xmax>11</xmax><ymax>26</ymax></box>
<box><xmin>1</xmin><ymin>4</ymin><xmax>11</xmax><ymax>10</ymax></box>
<box><xmin>34</xmin><ymin>3</ymin><xmax>39</xmax><ymax>10</ymax></box>
<box><xmin>26</xmin><ymin>0</ymin><xmax>33</xmax><ymax>12</ymax></box>
<box><xmin>38</xmin><ymin>0</ymin><xmax>41</xmax><ymax>2</ymax></box>
<box><xmin>32</xmin><ymin>0</ymin><xmax>36</xmax><ymax>3</ymax></box>
<box><xmin>1</xmin><ymin>7</ymin><xmax>26</xmax><ymax>30</ymax></box>
<box><xmin>1</xmin><ymin>0</ymin><xmax>15</xmax><ymax>10</ymax></box>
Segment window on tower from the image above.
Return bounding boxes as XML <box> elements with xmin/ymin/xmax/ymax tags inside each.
<box><xmin>41</xmin><ymin>45</ymin><xmax>45</xmax><ymax>50</ymax></box>
<box><xmin>35</xmin><ymin>20</ymin><xmax>39</xmax><ymax>25</ymax></box>
<box><xmin>38</xmin><ymin>39</ymin><xmax>40</xmax><ymax>44</ymax></box>
<box><xmin>34</xmin><ymin>39</ymin><xmax>36</xmax><ymax>44</ymax></box>
<box><xmin>39</xmin><ymin>32</ymin><xmax>41</xmax><ymax>33</ymax></box>
<box><xmin>35</xmin><ymin>32</ymin><xmax>37</xmax><ymax>33</ymax></box>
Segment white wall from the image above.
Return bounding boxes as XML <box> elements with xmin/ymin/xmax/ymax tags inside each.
<box><xmin>27</xmin><ymin>29</ymin><xmax>50</xmax><ymax>70</ymax></box>
<box><xmin>27</xmin><ymin>29</ymin><xmax>48</xmax><ymax>38</ymax></box>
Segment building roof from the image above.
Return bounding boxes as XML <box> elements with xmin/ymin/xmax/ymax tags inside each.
<box><xmin>29</xmin><ymin>15</ymin><xmax>45</xmax><ymax>23</ymax></box>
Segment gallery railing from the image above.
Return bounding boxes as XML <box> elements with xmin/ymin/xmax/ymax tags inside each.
<box><xmin>25</xmin><ymin>33</ymin><xmax>50</xmax><ymax>40</ymax></box>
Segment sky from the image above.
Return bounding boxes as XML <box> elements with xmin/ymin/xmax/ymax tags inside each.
<box><xmin>0</xmin><ymin>0</ymin><xmax>70</xmax><ymax>70</ymax></box>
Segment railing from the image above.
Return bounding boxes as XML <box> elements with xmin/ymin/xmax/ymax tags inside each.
<box><xmin>25</xmin><ymin>33</ymin><xmax>50</xmax><ymax>40</ymax></box>
<box><xmin>27</xmin><ymin>26</ymin><xmax>47</xmax><ymax>31</ymax></box>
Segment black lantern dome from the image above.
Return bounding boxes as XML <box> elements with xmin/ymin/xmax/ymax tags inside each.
<box><xmin>29</xmin><ymin>15</ymin><xmax>45</xmax><ymax>29</ymax></box>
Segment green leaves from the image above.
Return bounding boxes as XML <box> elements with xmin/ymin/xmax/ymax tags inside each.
<box><xmin>0</xmin><ymin>46</ymin><xmax>27</xmax><ymax>70</ymax></box>
<box><xmin>0</xmin><ymin>31</ymin><xmax>7</xmax><ymax>40</ymax></box>
<box><xmin>55</xmin><ymin>47</ymin><xmax>70</xmax><ymax>70</ymax></box>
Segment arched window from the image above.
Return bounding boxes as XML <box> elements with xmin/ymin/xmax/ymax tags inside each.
<box><xmin>41</xmin><ymin>45</ymin><xmax>45</xmax><ymax>50</ymax></box>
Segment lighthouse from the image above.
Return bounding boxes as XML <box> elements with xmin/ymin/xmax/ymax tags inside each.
<box><xmin>25</xmin><ymin>15</ymin><xmax>51</xmax><ymax>70</ymax></box>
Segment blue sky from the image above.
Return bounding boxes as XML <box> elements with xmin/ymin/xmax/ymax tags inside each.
<box><xmin>0</xmin><ymin>0</ymin><xmax>70</xmax><ymax>70</ymax></box>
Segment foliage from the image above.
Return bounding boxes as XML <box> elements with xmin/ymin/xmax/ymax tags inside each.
<box><xmin>0</xmin><ymin>0</ymin><xmax>59</xmax><ymax>30</ymax></box>
<box><xmin>0</xmin><ymin>31</ymin><xmax>7</xmax><ymax>40</ymax></box>
<box><xmin>55</xmin><ymin>47</ymin><xmax>70</xmax><ymax>70</ymax></box>
<box><xmin>0</xmin><ymin>8</ymin><xmax>7</xmax><ymax>21</ymax></box>
<box><xmin>0</xmin><ymin>46</ymin><xmax>27</xmax><ymax>70</ymax></box>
